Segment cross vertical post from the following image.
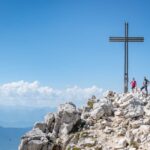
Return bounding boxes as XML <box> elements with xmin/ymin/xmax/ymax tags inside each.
<box><xmin>109</xmin><ymin>22</ymin><xmax>144</xmax><ymax>93</ymax></box>
<box><xmin>124</xmin><ymin>22</ymin><xmax>128</xmax><ymax>93</ymax></box>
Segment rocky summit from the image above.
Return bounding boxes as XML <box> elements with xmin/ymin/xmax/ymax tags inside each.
<box><xmin>18</xmin><ymin>91</ymin><xmax>150</xmax><ymax>150</ymax></box>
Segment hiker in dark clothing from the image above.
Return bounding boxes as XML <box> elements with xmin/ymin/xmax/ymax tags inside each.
<box><xmin>141</xmin><ymin>77</ymin><xmax>150</xmax><ymax>96</ymax></box>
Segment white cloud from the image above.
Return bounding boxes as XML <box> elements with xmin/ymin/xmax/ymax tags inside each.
<box><xmin>0</xmin><ymin>81</ymin><xmax>103</xmax><ymax>108</ymax></box>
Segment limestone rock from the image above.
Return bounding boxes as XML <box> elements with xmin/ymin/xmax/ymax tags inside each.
<box><xmin>18</xmin><ymin>91</ymin><xmax>150</xmax><ymax>150</ymax></box>
<box><xmin>78</xmin><ymin>137</ymin><xmax>96</xmax><ymax>147</ymax></box>
<box><xmin>103</xmin><ymin>90</ymin><xmax>115</xmax><ymax>99</ymax></box>
<box><xmin>103</xmin><ymin>127</ymin><xmax>113</xmax><ymax>134</ymax></box>
<box><xmin>55</xmin><ymin>102</ymin><xmax>80</xmax><ymax>138</ymax></box>
<box><xmin>34</xmin><ymin>122</ymin><xmax>47</xmax><ymax>133</ymax></box>
<box><xmin>115</xmin><ymin>138</ymin><xmax>127</xmax><ymax>149</ymax></box>
<box><xmin>144</xmin><ymin>101</ymin><xmax>150</xmax><ymax>116</ymax></box>
<box><xmin>114</xmin><ymin>109</ymin><xmax>123</xmax><ymax>116</ymax></box>
<box><xmin>44</xmin><ymin>113</ymin><xmax>55</xmax><ymax>131</ymax></box>
<box><xmin>118</xmin><ymin>93</ymin><xmax>133</xmax><ymax>103</ymax></box>
<box><xmin>130</xmin><ymin>120</ymin><xmax>143</xmax><ymax>128</ymax></box>
<box><xmin>123</xmin><ymin>99</ymin><xmax>144</xmax><ymax>118</ymax></box>
<box><xmin>117</xmin><ymin>127</ymin><xmax>126</xmax><ymax>136</ymax></box>
<box><xmin>90</xmin><ymin>99</ymin><xmax>113</xmax><ymax>120</ymax></box>
<box><xmin>19</xmin><ymin>128</ymin><xmax>52</xmax><ymax>150</ymax></box>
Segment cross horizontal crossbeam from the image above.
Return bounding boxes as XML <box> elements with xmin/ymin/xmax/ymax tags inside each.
<box><xmin>109</xmin><ymin>37</ymin><xmax>144</xmax><ymax>42</ymax></box>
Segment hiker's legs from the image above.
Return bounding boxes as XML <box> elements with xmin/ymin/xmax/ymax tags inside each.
<box><xmin>132</xmin><ymin>87</ymin><xmax>134</xmax><ymax>93</ymax></box>
<box><xmin>141</xmin><ymin>86</ymin><xmax>145</xmax><ymax>91</ymax></box>
<box><xmin>133</xmin><ymin>87</ymin><xmax>136</xmax><ymax>93</ymax></box>
<box><xmin>145</xmin><ymin>86</ymin><xmax>148</xmax><ymax>96</ymax></box>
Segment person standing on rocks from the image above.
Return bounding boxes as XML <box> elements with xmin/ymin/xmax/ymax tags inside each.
<box><xmin>130</xmin><ymin>78</ymin><xmax>137</xmax><ymax>93</ymax></box>
<box><xmin>141</xmin><ymin>76</ymin><xmax>150</xmax><ymax>96</ymax></box>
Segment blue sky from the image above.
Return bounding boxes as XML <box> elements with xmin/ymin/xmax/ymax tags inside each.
<box><xmin>0</xmin><ymin>0</ymin><xmax>150</xmax><ymax>127</ymax></box>
<box><xmin>0</xmin><ymin>0</ymin><xmax>149</xmax><ymax>90</ymax></box>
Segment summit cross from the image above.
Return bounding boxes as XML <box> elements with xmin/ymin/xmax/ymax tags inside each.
<box><xmin>109</xmin><ymin>22</ymin><xmax>144</xmax><ymax>93</ymax></box>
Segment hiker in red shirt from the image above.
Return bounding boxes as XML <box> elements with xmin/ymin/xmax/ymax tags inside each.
<box><xmin>130</xmin><ymin>78</ymin><xmax>137</xmax><ymax>93</ymax></box>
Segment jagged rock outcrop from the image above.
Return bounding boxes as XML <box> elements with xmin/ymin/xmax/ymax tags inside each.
<box><xmin>19</xmin><ymin>102</ymin><xmax>80</xmax><ymax>150</ymax></box>
<box><xmin>19</xmin><ymin>91</ymin><xmax>150</xmax><ymax>150</ymax></box>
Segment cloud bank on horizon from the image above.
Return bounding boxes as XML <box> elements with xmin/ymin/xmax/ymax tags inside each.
<box><xmin>0</xmin><ymin>81</ymin><xmax>103</xmax><ymax>108</ymax></box>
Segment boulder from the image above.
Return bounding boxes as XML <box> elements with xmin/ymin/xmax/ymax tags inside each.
<box><xmin>144</xmin><ymin>101</ymin><xmax>150</xmax><ymax>116</ymax></box>
<box><xmin>44</xmin><ymin>113</ymin><xmax>55</xmax><ymax>131</ymax></box>
<box><xmin>118</xmin><ymin>93</ymin><xmax>133</xmax><ymax>104</ymax></box>
<box><xmin>117</xmin><ymin>127</ymin><xmax>126</xmax><ymax>136</ymax></box>
<box><xmin>125</xmin><ymin>131</ymin><xmax>134</xmax><ymax>145</ymax></box>
<box><xmin>143</xmin><ymin>118</ymin><xmax>150</xmax><ymax>125</ymax></box>
<box><xmin>114</xmin><ymin>109</ymin><xmax>123</xmax><ymax>116</ymax></box>
<box><xmin>103</xmin><ymin>127</ymin><xmax>113</xmax><ymax>134</ymax></box>
<box><xmin>123</xmin><ymin>99</ymin><xmax>144</xmax><ymax>118</ymax></box>
<box><xmin>90</xmin><ymin>99</ymin><xmax>113</xmax><ymax>120</ymax></box>
<box><xmin>78</xmin><ymin>137</ymin><xmax>96</xmax><ymax>147</ymax></box>
<box><xmin>103</xmin><ymin>90</ymin><xmax>115</xmax><ymax>99</ymax></box>
<box><xmin>27</xmin><ymin>140</ymin><xmax>43</xmax><ymax>150</ymax></box>
<box><xmin>22</xmin><ymin>128</ymin><xmax>47</xmax><ymax>140</ymax></box>
<box><xmin>19</xmin><ymin>128</ymin><xmax>51</xmax><ymax>150</ymax></box>
<box><xmin>115</xmin><ymin>138</ymin><xmax>127</xmax><ymax>149</ymax></box>
<box><xmin>53</xmin><ymin>102</ymin><xmax>80</xmax><ymax>138</ymax></box>
<box><xmin>139</xmin><ymin>125</ymin><xmax>150</xmax><ymax>135</ymax></box>
<box><xmin>130</xmin><ymin>120</ymin><xmax>143</xmax><ymax>128</ymax></box>
<box><xmin>34</xmin><ymin>122</ymin><xmax>47</xmax><ymax>133</ymax></box>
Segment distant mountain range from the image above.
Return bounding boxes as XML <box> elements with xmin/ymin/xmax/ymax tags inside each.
<box><xmin>0</xmin><ymin>106</ymin><xmax>56</xmax><ymax>149</ymax></box>
<box><xmin>0</xmin><ymin>106</ymin><xmax>56</xmax><ymax>127</ymax></box>
<box><xmin>0</xmin><ymin>127</ymin><xmax>31</xmax><ymax>150</ymax></box>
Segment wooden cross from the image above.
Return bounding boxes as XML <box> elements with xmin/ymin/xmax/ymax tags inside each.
<box><xmin>109</xmin><ymin>22</ymin><xmax>144</xmax><ymax>93</ymax></box>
